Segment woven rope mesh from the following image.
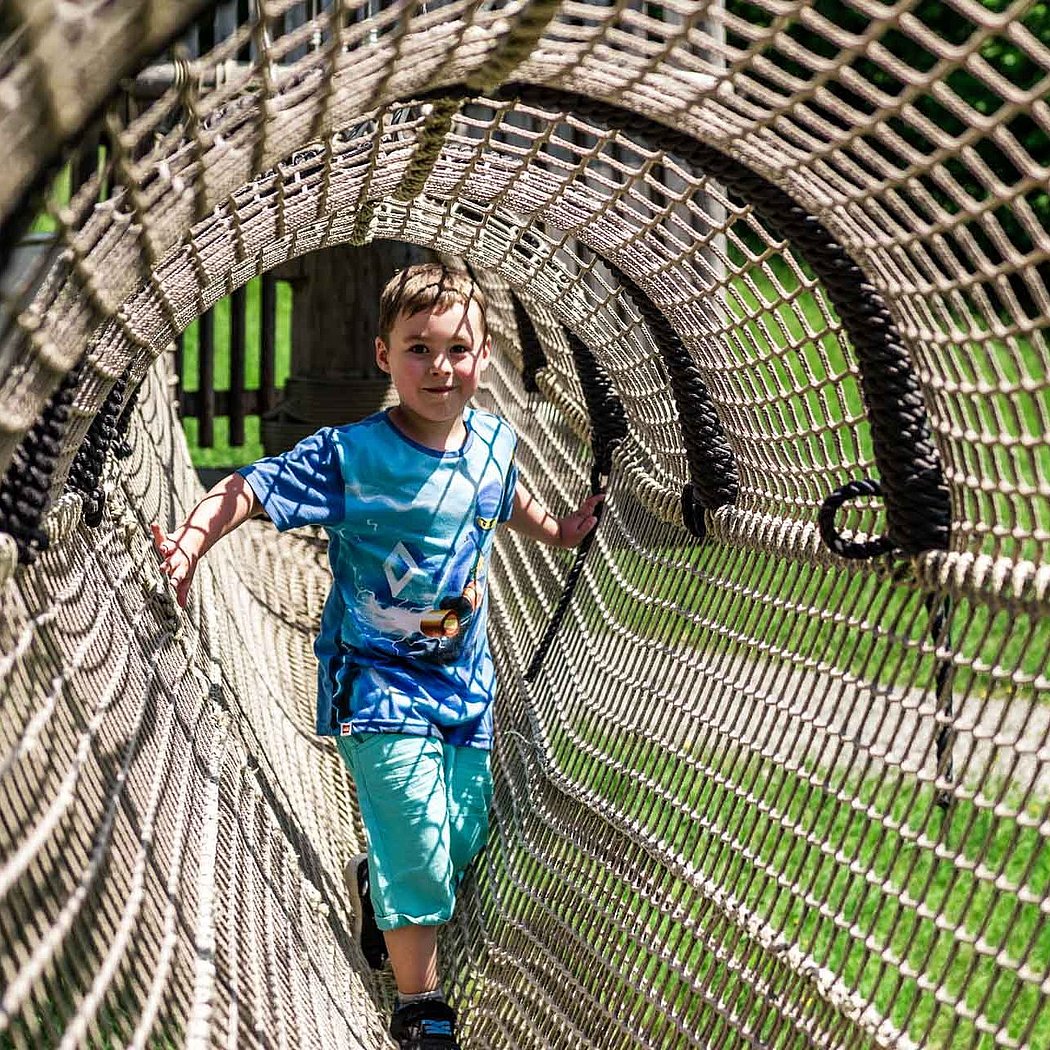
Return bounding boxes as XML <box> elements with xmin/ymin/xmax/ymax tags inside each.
<box><xmin>2</xmin><ymin>1</ymin><xmax>1049</xmax><ymax>1046</ymax></box>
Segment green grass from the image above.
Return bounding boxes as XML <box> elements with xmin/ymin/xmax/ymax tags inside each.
<box><xmin>0</xmin><ymin>979</ymin><xmax>184</xmax><ymax>1050</ymax></box>
<box><xmin>497</xmin><ymin>718</ymin><xmax>1050</xmax><ymax>1048</ymax></box>
<box><xmin>576</xmin><ymin>537</ymin><xmax>1049</xmax><ymax>702</ymax></box>
<box><xmin>29</xmin><ymin>164</ymin><xmax>71</xmax><ymax>235</ymax></box>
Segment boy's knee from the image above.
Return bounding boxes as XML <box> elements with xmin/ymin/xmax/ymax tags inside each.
<box><xmin>449</xmin><ymin>812</ymin><xmax>489</xmax><ymax>876</ymax></box>
<box><xmin>447</xmin><ymin>749</ymin><xmax>493</xmax><ymax>873</ymax></box>
<box><xmin>369</xmin><ymin>841</ymin><xmax>458</xmax><ymax>928</ymax></box>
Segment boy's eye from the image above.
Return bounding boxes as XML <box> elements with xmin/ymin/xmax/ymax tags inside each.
<box><xmin>408</xmin><ymin>343</ymin><xmax>429</xmax><ymax>354</ymax></box>
<box><xmin>449</xmin><ymin>344</ymin><xmax>471</xmax><ymax>355</ymax></box>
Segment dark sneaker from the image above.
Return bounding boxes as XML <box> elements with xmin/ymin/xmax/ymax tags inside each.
<box><xmin>343</xmin><ymin>853</ymin><xmax>388</xmax><ymax>970</ymax></box>
<box><xmin>389</xmin><ymin>1000</ymin><xmax>459</xmax><ymax>1050</ymax></box>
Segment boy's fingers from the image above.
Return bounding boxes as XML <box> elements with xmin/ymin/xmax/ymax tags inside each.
<box><xmin>150</xmin><ymin>522</ymin><xmax>175</xmax><ymax>557</ymax></box>
<box><xmin>565</xmin><ymin>516</ymin><xmax>598</xmax><ymax>548</ymax></box>
<box><xmin>150</xmin><ymin>522</ymin><xmax>193</xmax><ymax>605</ymax></box>
<box><xmin>569</xmin><ymin>515</ymin><xmax>597</xmax><ymax>542</ymax></box>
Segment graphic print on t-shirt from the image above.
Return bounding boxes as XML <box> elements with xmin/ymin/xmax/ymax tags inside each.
<box><xmin>383</xmin><ymin>541</ymin><xmax>423</xmax><ymax>598</ymax></box>
<box><xmin>367</xmin><ymin>475</ymin><xmax>507</xmax><ymax>664</ymax></box>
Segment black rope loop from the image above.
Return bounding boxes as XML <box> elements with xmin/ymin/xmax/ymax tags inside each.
<box><xmin>680</xmin><ymin>483</ymin><xmax>706</xmax><ymax>543</ymax></box>
<box><xmin>113</xmin><ymin>376</ymin><xmax>143</xmax><ymax>459</ymax></box>
<box><xmin>817</xmin><ymin>478</ymin><xmax>894</xmax><ymax>560</ymax></box>
<box><xmin>548</xmin><ymin>85</ymin><xmax>950</xmax><ymax>554</ymax></box>
<box><xmin>0</xmin><ymin>362</ymin><xmax>82</xmax><ymax>565</ymax></box>
<box><xmin>566</xmin><ymin>332</ymin><xmax>627</xmax><ymax>478</ymax></box>
<box><xmin>525</xmin><ymin>332</ymin><xmax>624</xmax><ymax>682</ymax></box>
<box><xmin>67</xmin><ymin>367</ymin><xmax>130</xmax><ymax>527</ymax></box>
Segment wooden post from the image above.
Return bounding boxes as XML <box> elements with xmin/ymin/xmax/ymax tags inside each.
<box><xmin>262</xmin><ymin>239</ymin><xmax>431</xmax><ymax>455</ymax></box>
<box><xmin>198</xmin><ymin>308</ymin><xmax>215</xmax><ymax>448</ymax></box>
<box><xmin>260</xmin><ymin>274</ymin><xmax>277</xmax><ymax>414</ymax></box>
<box><xmin>174</xmin><ymin>330</ymin><xmax>184</xmax><ymax>413</ymax></box>
<box><xmin>229</xmin><ymin>284</ymin><xmax>247</xmax><ymax>446</ymax></box>
<box><xmin>69</xmin><ymin>125</ymin><xmax>99</xmax><ymax>199</ymax></box>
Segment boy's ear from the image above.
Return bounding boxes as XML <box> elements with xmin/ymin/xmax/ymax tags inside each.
<box><xmin>479</xmin><ymin>333</ymin><xmax>493</xmax><ymax>367</ymax></box>
<box><xmin>375</xmin><ymin>336</ymin><xmax>391</xmax><ymax>373</ymax></box>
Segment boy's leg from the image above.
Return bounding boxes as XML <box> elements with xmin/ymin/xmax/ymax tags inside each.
<box><xmin>384</xmin><ymin>925</ymin><xmax>439</xmax><ymax>994</ymax></box>
<box><xmin>341</xmin><ymin>733</ymin><xmax>463</xmax><ymax>1047</ymax></box>
<box><xmin>337</xmin><ymin>733</ymin><xmax>456</xmax><ymax>987</ymax></box>
<box><xmin>445</xmin><ymin>745</ymin><xmax>493</xmax><ymax>878</ymax></box>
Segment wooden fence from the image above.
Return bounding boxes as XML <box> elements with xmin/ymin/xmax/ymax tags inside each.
<box><xmin>173</xmin><ymin>277</ymin><xmax>287</xmax><ymax>449</ymax></box>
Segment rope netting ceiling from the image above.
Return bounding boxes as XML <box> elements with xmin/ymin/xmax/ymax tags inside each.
<box><xmin>1</xmin><ymin>1</ymin><xmax>1049</xmax><ymax>1047</ymax></box>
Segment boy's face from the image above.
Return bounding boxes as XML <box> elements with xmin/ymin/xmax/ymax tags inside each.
<box><xmin>375</xmin><ymin>299</ymin><xmax>491</xmax><ymax>428</ymax></box>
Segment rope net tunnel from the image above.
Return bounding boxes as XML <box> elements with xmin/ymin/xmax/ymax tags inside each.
<box><xmin>1</xmin><ymin>1</ymin><xmax>1049</xmax><ymax>1047</ymax></box>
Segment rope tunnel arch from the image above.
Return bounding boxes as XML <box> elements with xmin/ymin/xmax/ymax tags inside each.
<box><xmin>3</xmin><ymin>87</ymin><xmax>943</xmax><ymax>556</ymax></box>
<box><xmin>1</xmin><ymin>2</ymin><xmax>1049</xmax><ymax>1049</ymax></box>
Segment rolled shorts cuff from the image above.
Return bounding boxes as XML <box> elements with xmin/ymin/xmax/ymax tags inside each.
<box><xmin>375</xmin><ymin>906</ymin><xmax>454</xmax><ymax>932</ymax></box>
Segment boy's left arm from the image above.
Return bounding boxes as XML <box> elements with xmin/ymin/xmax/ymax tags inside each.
<box><xmin>507</xmin><ymin>481</ymin><xmax>603</xmax><ymax>549</ymax></box>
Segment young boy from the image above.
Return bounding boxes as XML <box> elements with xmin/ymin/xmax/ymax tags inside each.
<box><xmin>151</xmin><ymin>264</ymin><xmax>601</xmax><ymax>1050</ymax></box>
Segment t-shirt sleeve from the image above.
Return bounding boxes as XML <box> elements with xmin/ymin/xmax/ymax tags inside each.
<box><xmin>237</xmin><ymin>428</ymin><xmax>344</xmax><ymax>531</ymax></box>
<box><xmin>498</xmin><ymin>430</ymin><xmax>518</xmax><ymax>524</ymax></box>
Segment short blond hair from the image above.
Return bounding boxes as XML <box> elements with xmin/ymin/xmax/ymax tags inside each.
<box><xmin>378</xmin><ymin>263</ymin><xmax>488</xmax><ymax>343</ymax></box>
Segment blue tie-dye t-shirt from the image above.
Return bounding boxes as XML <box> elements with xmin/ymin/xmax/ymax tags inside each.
<box><xmin>238</xmin><ymin>408</ymin><xmax>518</xmax><ymax>747</ymax></box>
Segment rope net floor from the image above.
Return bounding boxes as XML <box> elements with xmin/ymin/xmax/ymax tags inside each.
<box><xmin>1</xmin><ymin>1</ymin><xmax>1049</xmax><ymax>1047</ymax></box>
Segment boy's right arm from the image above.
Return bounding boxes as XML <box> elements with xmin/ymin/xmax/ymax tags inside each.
<box><xmin>151</xmin><ymin>472</ymin><xmax>265</xmax><ymax>607</ymax></box>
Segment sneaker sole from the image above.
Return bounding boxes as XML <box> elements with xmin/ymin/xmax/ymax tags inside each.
<box><xmin>343</xmin><ymin>852</ymin><xmax>367</xmax><ymax>946</ymax></box>
<box><xmin>343</xmin><ymin>851</ymin><xmax>388</xmax><ymax>970</ymax></box>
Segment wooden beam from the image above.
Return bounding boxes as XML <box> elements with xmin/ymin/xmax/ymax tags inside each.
<box><xmin>229</xmin><ymin>284</ymin><xmax>247</xmax><ymax>446</ymax></box>
<box><xmin>198</xmin><ymin>308</ymin><xmax>215</xmax><ymax>447</ymax></box>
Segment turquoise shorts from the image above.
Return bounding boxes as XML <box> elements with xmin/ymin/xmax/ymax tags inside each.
<box><xmin>337</xmin><ymin>733</ymin><xmax>493</xmax><ymax>930</ymax></box>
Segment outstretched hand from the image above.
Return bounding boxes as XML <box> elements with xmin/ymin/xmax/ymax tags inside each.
<box><xmin>150</xmin><ymin>522</ymin><xmax>203</xmax><ymax>608</ymax></box>
<box><xmin>557</xmin><ymin>493</ymin><xmax>605</xmax><ymax>549</ymax></box>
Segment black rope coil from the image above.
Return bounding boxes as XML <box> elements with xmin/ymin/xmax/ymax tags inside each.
<box><xmin>510</xmin><ymin>292</ymin><xmax>548</xmax><ymax>394</ymax></box>
<box><xmin>67</xmin><ymin>367</ymin><xmax>130</xmax><ymax>527</ymax></box>
<box><xmin>525</xmin><ymin>332</ymin><xmax>626</xmax><ymax>682</ymax></box>
<box><xmin>422</xmin><ymin>83</ymin><xmax>950</xmax><ymax>557</ymax></box>
<box><xmin>608</xmin><ymin>262</ymin><xmax>739</xmax><ymax>541</ymax></box>
<box><xmin>0</xmin><ymin>363</ymin><xmax>82</xmax><ymax>564</ymax></box>
<box><xmin>817</xmin><ymin>478</ymin><xmax>894</xmax><ymax>560</ymax></box>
